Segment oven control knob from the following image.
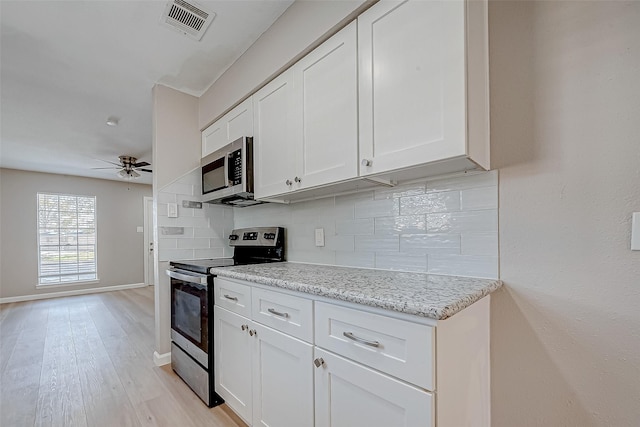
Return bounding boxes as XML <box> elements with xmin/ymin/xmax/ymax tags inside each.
<box><xmin>229</xmin><ymin>234</ymin><xmax>239</xmax><ymax>240</ymax></box>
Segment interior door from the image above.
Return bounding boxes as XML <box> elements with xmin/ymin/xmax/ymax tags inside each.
<box><xmin>144</xmin><ymin>196</ymin><xmax>154</xmax><ymax>286</ymax></box>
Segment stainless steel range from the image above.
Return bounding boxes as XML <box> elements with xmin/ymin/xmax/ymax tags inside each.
<box><xmin>166</xmin><ymin>227</ymin><xmax>285</xmax><ymax>407</ymax></box>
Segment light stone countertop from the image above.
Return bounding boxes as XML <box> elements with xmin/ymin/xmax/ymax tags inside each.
<box><xmin>209</xmin><ymin>262</ymin><xmax>502</xmax><ymax>320</ymax></box>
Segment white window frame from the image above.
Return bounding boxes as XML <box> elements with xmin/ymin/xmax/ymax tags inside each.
<box><xmin>36</xmin><ymin>192</ymin><xmax>99</xmax><ymax>286</ymax></box>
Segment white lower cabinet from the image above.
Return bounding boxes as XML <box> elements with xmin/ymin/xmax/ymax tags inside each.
<box><xmin>314</xmin><ymin>348</ymin><xmax>433</xmax><ymax>427</ymax></box>
<box><xmin>252</xmin><ymin>322</ymin><xmax>313</xmax><ymax>427</ymax></box>
<box><xmin>214</xmin><ymin>306</ymin><xmax>253</xmax><ymax>423</ymax></box>
<box><xmin>215</xmin><ymin>278</ymin><xmax>490</xmax><ymax>427</ymax></box>
<box><xmin>214</xmin><ymin>292</ymin><xmax>313</xmax><ymax>427</ymax></box>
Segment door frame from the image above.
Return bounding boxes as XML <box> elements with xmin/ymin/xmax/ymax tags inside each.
<box><xmin>143</xmin><ymin>196</ymin><xmax>154</xmax><ymax>286</ymax></box>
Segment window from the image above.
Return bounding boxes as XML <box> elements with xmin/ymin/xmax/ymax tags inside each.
<box><xmin>37</xmin><ymin>193</ymin><xmax>97</xmax><ymax>285</ymax></box>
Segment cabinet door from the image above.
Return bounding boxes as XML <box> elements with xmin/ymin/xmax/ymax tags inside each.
<box><xmin>253</xmin><ymin>69</ymin><xmax>296</xmax><ymax>199</ymax></box>
<box><xmin>252</xmin><ymin>323</ymin><xmax>314</xmax><ymax>427</ymax></box>
<box><xmin>314</xmin><ymin>348</ymin><xmax>433</xmax><ymax>427</ymax></box>
<box><xmin>358</xmin><ymin>0</ymin><xmax>466</xmax><ymax>176</ymax></box>
<box><xmin>227</xmin><ymin>97</ymin><xmax>253</xmax><ymax>142</ymax></box>
<box><xmin>292</xmin><ymin>21</ymin><xmax>358</xmax><ymax>190</ymax></box>
<box><xmin>214</xmin><ymin>306</ymin><xmax>252</xmax><ymax>425</ymax></box>
<box><xmin>202</xmin><ymin>119</ymin><xmax>226</xmax><ymax>158</ymax></box>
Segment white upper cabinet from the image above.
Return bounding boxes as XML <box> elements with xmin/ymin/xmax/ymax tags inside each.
<box><xmin>202</xmin><ymin>97</ymin><xmax>253</xmax><ymax>158</ymax></box>
<box><xmin>292</xmin><ymin>21</ymin><xmax>358</xmax><ymax>191</ymax></box>
<box><xmin>253</xmin><ymin>69</ymin><xmax>297</xmax><ymax>199</ymax></box>
<box><xmin>358</xmin><ymin>0</ymin><xmax>489</xmax><ymax>177</ymax></box>
<box><xmin>253</xmin><ymin>22</ymin><xmax>358</xmax><ymax>200</ymax></box>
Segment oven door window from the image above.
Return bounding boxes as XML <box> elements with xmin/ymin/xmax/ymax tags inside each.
<box><xmin>171</xmin><ymin>282</ymin><xmax>208</xmax><ymax>352</ymax></box>
<box><xmin>202</xmin><ymin>155</ymin><xmax>227</xmax><ymax>194</ymax></box>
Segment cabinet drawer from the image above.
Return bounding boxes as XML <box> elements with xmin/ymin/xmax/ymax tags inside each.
<box><xmin>251</xmin><ymin>287</ymin><xmax>313</xmax><ymax>343</ymax></box>
<box><xmin>214</xmin><ymin>278</ymin><xmax>251</xmax><ymax>318</ymax></box>
<box><xmin>315</xmin><ymin>302</ymin><xmax>434</xmax><ymax>390</ymax></box>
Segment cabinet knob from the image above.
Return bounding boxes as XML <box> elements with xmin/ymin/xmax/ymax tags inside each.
<box><xmin>361</xmin><ymin>159</ymin><xmax>372</xmax><ymax>167</ymax></box>
<box><xmin>313</xmin><ymin>357</ymin><xmax>325</xmax><ymax>368</ymax></box>
<box><xmin>285</xmin><ymin>179</ymin><xmax>292</xmax><ymax>186</ymax></box>
<box><xmin>249</xmin><ymin>329</ymin><xmax>257</xmax><ymax>337</ymax></box>
<box><xmin>294</xmin><ymin>176</ymin><xmax>301</xmax><ymax>183</ymax></box>
<box><xmin>241</xmin><ymin>324</ymin><xmax>248</xmax><ymax>331</ymax></box>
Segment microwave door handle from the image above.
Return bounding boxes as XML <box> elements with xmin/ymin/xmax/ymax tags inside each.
<box><xmin>223</xmin><ymin>153</ymin><xmax>230</xmax><ymax>187</ymax></box>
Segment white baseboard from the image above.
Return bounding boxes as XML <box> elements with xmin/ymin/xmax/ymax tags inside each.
<box><xmin>0</xmin><ymin>283</ymin><xmax>147</xmax><ymax>304</ymax></box>
<box><xmin>154</xmin><ymin>351</ymin><xmax>171</xmax><ymax>366</ymax></box>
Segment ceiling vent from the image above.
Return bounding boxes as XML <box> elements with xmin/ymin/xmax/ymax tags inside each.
<box><xmin>160</xmin><ymin>0</ymin><xmax>215</xmax><ymax>41</ymax></box>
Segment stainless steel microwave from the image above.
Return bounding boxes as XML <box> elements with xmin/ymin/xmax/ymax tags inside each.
<box><xmin>201</xmin><ymin>137</ymin><xmax>261</xmax><ymax>207</ymax></box>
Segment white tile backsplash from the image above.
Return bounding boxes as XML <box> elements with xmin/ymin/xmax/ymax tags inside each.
<box><xmin>461</xmin><ymin>232</ymin><xmax>499</xmax><ymax>256</ymax></box>
<box><xmin>460</xmin><ymin>186</ymin><xmax>498</xmax><ymax>210</ymax></box>
<box><xmin>426</xmin><ymin>171</ymin><xmax>497</xmax><ymax>192</ymax></box>
<box><xmin>400</xmin><ymin>234</ymin><xmax>461</xmax><ymax>254</ymax></box>
<box><xmin>157</xmin><ymin>168</ymin><xmax>234</xmax><ymax>262</ymax></box>
<box><xmin>335</xmin><ymin>251</ymin><xmax>375</xmax><ymax>268</ymax></box>
<box><xmin>229</xmin><ymin>170</ymin><xmax>499</xmax><ymax>278</ymax></box>
<box><xmin>355</xmin><ymin>198</ymin><xmax>400</xmax><ymax>218</ymax></box>
<box><xmin>426</xmin><ymin>209</ymin><xmax>498</xmax><ymax>233</ymax></box>
<box><xmin>428</xmin><ymin>254</ymin><xmax>499</xmax><ymax>279</ymax></box>
<box><xmin>375</xmin><ymin>215</ymin><xmax>426</xmax><ymax>235</ymax></box>
<box><xmin>354</xmin><ymin>235</ymin><xmax>400</xmax><ymax>252</ymax></box>
<box><xmin>335</xmin><ymin>218</ymin><xmax>374</xmax><ymax>235</ymax></box>
<box><xmin>399</xmin><ymin>191</ymin><xmax>461</xmax><ymax>215</ymax></box>
<box><xmin>374</xmin><ymin>253</ymin><xmax>428</xmax><ymax>272</ymax></box>
<box><xmin>374</xmin><ymin>182</ymin><xmax>425</xmax><ymax>200</ymax></box>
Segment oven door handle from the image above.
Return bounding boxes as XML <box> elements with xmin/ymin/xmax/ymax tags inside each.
<box><xmin>166</xmin><ymin>269</ymin><xmax>208</xmax><ymax>286</ymax></box>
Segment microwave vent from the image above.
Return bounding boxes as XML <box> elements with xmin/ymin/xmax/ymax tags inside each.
<box><xmin>160</xmin><ymin>0</ymin><xmax>215</xmax><ymax>41</ymax></box>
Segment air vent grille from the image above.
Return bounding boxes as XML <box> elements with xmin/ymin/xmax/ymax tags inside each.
<box><xmin>161</xmin><ymin>0</ymin><xmax>215</xmax><ymax>41</ymax></box>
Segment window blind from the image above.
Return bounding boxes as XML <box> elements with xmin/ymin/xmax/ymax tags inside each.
<box><xmin>37</xmin><ymin>193</ymin><xmax>97</xmax><ymax>284</ymax></box>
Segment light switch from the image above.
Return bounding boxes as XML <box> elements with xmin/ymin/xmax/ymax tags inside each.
<box><xmin>315</xmin><ymin>228</ymin><xmax>325</xmax><ymax>247</ymax></box>
<box><xmin>168</xmin><ymin>203</ymin><xmax>178</xmax><ymax>218</ymax></box>
<box><xmin>136</xmin><ymin>226</ymin><xmax>144</xmax><ymax>233</ymax></box>
<box><xmin>632</xmin><ymin>212</ymin><xmax>640</xmax><ymax>251</ymax></box>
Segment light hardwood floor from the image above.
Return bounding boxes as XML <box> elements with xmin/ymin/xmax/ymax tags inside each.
<box><xmin>0</xmin><ymin>286</ymin><xmax>246</xmax><ymax>427</ymax></box>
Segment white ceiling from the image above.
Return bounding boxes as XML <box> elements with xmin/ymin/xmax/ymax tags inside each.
<box><xmin>0</xmin><ymin>0</ymin><xmax>293</xmax><ymax>185</ymax></box>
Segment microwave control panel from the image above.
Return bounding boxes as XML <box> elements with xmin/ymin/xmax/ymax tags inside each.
<box><xmin>228</xmin><ymin>149</ymin><xmax>242</xmax><ymax>186</ymax></box>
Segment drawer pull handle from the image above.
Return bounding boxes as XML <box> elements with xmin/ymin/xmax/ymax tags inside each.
<box><xmin>343</xmin><ymin>331</ymin><xmax>380</xmax><ymax>348</ymax></box>
<box><xmin>267</xmin><ymin>308</ymin><xmax>289</xmax><ymax>318</ymax></box>
<box><xmin>223</xmin><ymin>294</ymin><xmax>238</xmax><ymax>302</ymax></box>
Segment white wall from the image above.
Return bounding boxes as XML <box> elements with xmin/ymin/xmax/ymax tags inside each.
<box><xmin>198</xmin><ymin>0</ymin><xmax>369</xmax><ymax>128</ymax></box>
<box><xmin>235</xmin><ymin>171</ymin><xmax>498</xmax><ymax>278</ymax></box>
<box><xmin>152</xmin><ymin>84</ymin><xmax>201</xmax><ymax>190</ymax></box>
<box><xmin>0</xmin><ymin>168</ymin><xmax>151</xmax><ymax>299</ymax></box>
<box><xmin>490</xmin><ymin>1</ymin><xmax>640</xmax><ymax>425</ymax></box>
<box><xmin>152</xmin><ymin>84</ymin><xmax>202</xmax><ymax>359</ymax></box>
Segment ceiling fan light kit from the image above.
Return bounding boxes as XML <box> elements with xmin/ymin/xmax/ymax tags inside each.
<box><xmin>93</xmin><ymin>155</ymin><xmax>152</xmax><ymax>180</ymax></box>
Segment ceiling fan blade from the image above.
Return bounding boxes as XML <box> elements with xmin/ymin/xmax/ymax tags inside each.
<box><xmin>138</xmin><ymin>168</ymin><xmax>153</xmax><ymax>173</ymax></box>
<box><xmin>97</xmin><ymin>159</ymin><xmax>122</xmax><ymax>166</ymax></box>
<box><xmin>133</xmin><ymin>161</ymin><xmax>150</xmax><ymax>168</ymax></box>
<box><xmin>91</xmin><ymin>167</ymin><xmax>120</xmax><ymax>170</ymax></box>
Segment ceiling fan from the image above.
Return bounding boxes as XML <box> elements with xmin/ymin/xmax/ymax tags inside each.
<box><xmin>93</xmin><ymin>155</ymin><xmax>152</xmax><ymax>179</ymax></box>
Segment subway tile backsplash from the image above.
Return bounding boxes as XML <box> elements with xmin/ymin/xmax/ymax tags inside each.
<box><xmin>157</xmin><ymin>168</ymin><xmax>234</xmax><ymax>262</ymax></box>
<box><xmin>233</xmin><ymin>170</ymin><xmax>499</xmax><ymax>279</ymax></box>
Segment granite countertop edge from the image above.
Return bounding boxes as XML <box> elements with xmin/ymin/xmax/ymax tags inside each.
<box><xmin>210</xmin><ymin>264</ymin><xmax>502</xmax><ymax>320</ymax></box>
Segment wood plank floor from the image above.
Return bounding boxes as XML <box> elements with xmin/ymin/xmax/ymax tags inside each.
<box><xmin>0</xmin><ymin>286</ymin><xmax>246</xmax><ymax>427</ymax></box>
